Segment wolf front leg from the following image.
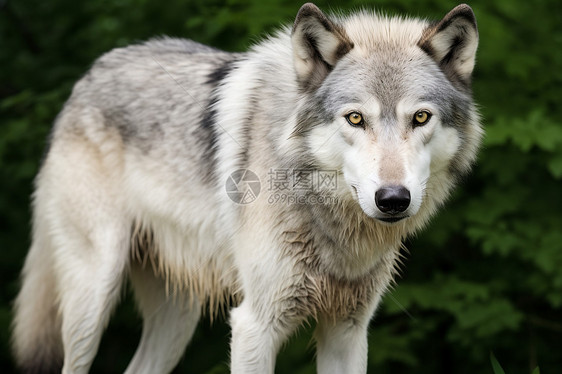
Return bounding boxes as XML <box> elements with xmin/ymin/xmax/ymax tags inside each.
<box><xmin>314</xmin><ymin>294</ymin><xmax>383</xmax><ymax>374</ymax></box>
<box><xmin>229</xmin><ymin>299</ymin><xmax>299</xmax><ymax>374</ymax></box>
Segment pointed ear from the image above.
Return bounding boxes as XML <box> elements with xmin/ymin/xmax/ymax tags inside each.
<box><xmin>419</xmin><ymin>4</ymin><xmax>478</xmax><ymax>86</ymax></box>
<box><xmin>292</xmin><ymin>3</ymin><xmax>354</xmax><ymax>90</ymax></box>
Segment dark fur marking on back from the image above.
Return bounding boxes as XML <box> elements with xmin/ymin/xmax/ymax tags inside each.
<box><xmin>195</xmin><ymin>59</ymin><xmax>238</xmax><ymax>183</ymax></box>
<box><xmin>205</xmin><ymin>60</ymin><xmax>235</xmax><ymax>87</ymax></box>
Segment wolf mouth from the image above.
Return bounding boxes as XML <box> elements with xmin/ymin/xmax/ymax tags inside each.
<box><xmin>377</xmin><ymin>216</ymin><xmax>409</xmax><ymax>223</ymax></box>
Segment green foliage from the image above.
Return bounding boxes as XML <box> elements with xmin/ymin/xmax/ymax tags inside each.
<box><xmin>491</xmin><ymin>352</ymin><xmax>507</xmax><ymax>374</ymax></box>
<box><xmin>491</xmin><ymin>353</ymin><xmax>541</xmax><ymax>374</ymax></box>
<box><xmin>1</xmin><ymin>0</ymin><xmax>561</xmax><ymax>373</ymax></box>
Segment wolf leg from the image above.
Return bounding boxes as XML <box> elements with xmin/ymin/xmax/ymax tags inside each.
<box><xmin>125</xmin><ymin>263</ymin><xmax>201</xmax><ymax>374</ymax></box>
<box><xmin>315</xmin><ymin>317</ymin><xmax>370</xmax><ymax>374</ymax></box>
<box><xmin>230</xmin><ymin>298</ymin><xmax>300</xmax><ymax>374</ymax></box>
<box><xmin>314</xmin><ymin>296</ymin><xmax>381</xmax><ymax>374</ymax></box>
<box><xmin>57</xmin><ymin>219</ymin><xmax>130</xmax><ymax>374</ymax></box>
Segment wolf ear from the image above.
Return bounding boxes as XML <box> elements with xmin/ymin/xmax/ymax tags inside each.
<box><xmin>419</xmin><ymin>4</ymin><xmax>478</xmax><ymax>86</ymax></box>
<box><xmin>292</xmin><ymin>3</ymin><xmax>354</xmax><ymax>90</ymax></box>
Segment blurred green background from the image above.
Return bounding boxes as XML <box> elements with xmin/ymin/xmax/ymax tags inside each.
<box><xmin>1</xmin><ymin>0</ymin><xmax>561</xmax><ymax>373</ymax></box>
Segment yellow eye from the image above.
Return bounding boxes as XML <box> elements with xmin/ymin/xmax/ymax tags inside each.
<box><xmin>345</xmin><ymin>112</ymin><xmax>364</xmax><ymax>127</ymax></box>
<box><xmin>413</xmin><ymin>110</ymin><xmax>431</xmax><ymax>126</ymax></box>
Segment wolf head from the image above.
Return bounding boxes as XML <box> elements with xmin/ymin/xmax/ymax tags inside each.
<box><xmin>291</xmin><ymin>3</ymin><xmax>482</xmax><ymax>226</ymax></box>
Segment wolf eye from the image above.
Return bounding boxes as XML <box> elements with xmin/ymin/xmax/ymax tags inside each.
<box><xmin>345</xmin><ymin>112</ymin><xmax>364</xmax><ymax>127</ymax></box>
<box><xmin>413</xmin><ymin>110</ymin><xmax>432</xmax><ymax>126</ymax></box>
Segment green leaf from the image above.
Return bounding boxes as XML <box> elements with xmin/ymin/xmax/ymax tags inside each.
<box><xmin>548</xmin><ymin>154</ymin><xmax>562</xmax><ymax>178</ymax></box>
<box><xmin>531</xmin><ymin>367</ymin><xmax>540</xmax><ymax>374</ymax></box>
<box><xmin>490</xmin><ymin>352</ymin><xmax>506</xmax><ymax>374</ymax></box>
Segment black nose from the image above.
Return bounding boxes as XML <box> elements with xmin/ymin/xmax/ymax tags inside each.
<box><xmin>375</xmin><ymin>186</ymin><xmax>411</xmax><ymax>214</ymax></box>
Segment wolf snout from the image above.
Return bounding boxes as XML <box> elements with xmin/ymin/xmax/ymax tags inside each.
<box><xmin>375</xmin><ymin>186</ymin><xmax>411</xmax><ymax>215</ymax></box>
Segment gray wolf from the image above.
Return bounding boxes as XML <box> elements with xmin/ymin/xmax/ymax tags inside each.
<box><xmin>12</xmin><ymin>3</ymin><xmax>482</xmax><ymax>373</ymax></box>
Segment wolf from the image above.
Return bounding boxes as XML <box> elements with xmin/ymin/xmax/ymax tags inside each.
<box><xmin>12</xmin><ymin>3</ymin><xmax>482</xmax><ymax>373</ymax></box>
